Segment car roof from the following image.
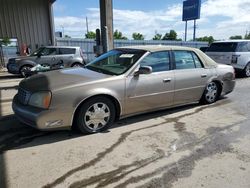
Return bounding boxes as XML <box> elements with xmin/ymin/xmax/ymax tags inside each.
<box><xmin>43</xmin><ymin>46</ymin><xmax>80</xmax><ymax>49</ymax></box>
<box><xmin>117</xmin><ymin>45</ymin><xmax>196</xmax><ymax>52</ymax></box>
<box><xmin>212</xmin><ymin>40</ymin><xmax>250</xmax><ymax>43</ymax></box>
<box><xmin>117</xmin><ymin>45</ymin><xmax>218</xmax><ymax>68</ymax></box>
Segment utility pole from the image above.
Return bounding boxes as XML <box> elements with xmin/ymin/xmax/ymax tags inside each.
<box><xmin>99</xmin><ymin>0</ymin><xmax>114</xmax><ymax>53</ymax></box>
<box><xmin>193</xmin><ymin>19</ymin><xmax>196</xmax><ymax>41</ymax></box>
<box><xmin>86</xmin><ymin>17</ymin><xmax>89</xmax><ymax>33</ymax></box>
<box><xmin>185</xmin><ymin>21</ymin><xmax>187</xmax><ymax>41</ymax></box>
<box><xmin>61</xmin><ymin>25</ymin><xmax>64</xmax><ymax>38</ymax></box>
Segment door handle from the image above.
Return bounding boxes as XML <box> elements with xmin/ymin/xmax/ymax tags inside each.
<box><xmin>52</xmin><ymin>57</ymin><xmax>56</xmax><ymax>61</ymax></box>
<box><xmin>163</xmin><ymin>78</ymin><xmax>172</xmax><ymax>83</ymax></box>
<box><xmin>201</xmin><ymin>74</ymin><xmax>207</xmax><ymax>78</ymax></box>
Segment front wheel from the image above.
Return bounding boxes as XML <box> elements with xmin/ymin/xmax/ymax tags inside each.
<box><xmin>76</xmin><ymin>97</ymin><xmax>116</xmax><ymax>134</ymax></box>
<box><xmin>20</xmin><ymin>65</ymin><xmax>32</xmax><ymax>77</ymax></box>
<box><xmin>200</xmin><ymin>81</ymin><xmax>219</xmax><ymax>104</ymax></box>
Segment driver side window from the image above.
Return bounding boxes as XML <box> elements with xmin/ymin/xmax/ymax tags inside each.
<box><xmin>140</xmin><ymin>51</ymin><xmax>170</xmax><ymax>72</ymax></box>
<box><xmin>41</xmin><ymin>48</ymin><xmax>57</xmax><ymax>56</ymax></box>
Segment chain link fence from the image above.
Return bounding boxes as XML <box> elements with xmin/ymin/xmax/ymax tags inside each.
<box><xmin>56</xmin><ymin>38</ymin><xmax>208</xmax><ymax>62</ymax></box>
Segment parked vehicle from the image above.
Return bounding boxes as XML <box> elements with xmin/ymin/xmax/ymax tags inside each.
<box><xmin>7</xmin><ymin>46</ymin><xmax>87</xmax><ymax>77</ymax></box>
<box><xmin>199</xmin><ymin>46</ymin><xmax>208</xmax><ymax>52</ymax></box>
<box><xmin>13</xmin><ymin>45</ymin><xmax>235</xmax><ymax>134</ymax></box>
<box><xmin>206</xmin><ymin>40</ymin><xmax>250</xmax><ymax>77</ymax></box>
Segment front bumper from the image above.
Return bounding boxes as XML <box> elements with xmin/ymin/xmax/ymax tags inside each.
<box><xmin>12</xmin><ymin>95</ymin><xmax>71</xmax><ymax>130</ymax></box>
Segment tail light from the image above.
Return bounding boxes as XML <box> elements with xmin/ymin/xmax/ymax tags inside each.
<box><xmin>80</xmin><ymin>50</ymin><xmax>84</xmax><ymax>59</ymax></box>
<box><xmin>231</xmin><ymin>55</ymin><xmax>240</xmax><ymax>64</ymax></box>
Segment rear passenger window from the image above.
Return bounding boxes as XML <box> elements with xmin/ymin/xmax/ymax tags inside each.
<box><xmin>192</xmin><ymin>52</ymin><xmax>203</xmax><ymax>68</ymax></box>
<box><xmin>140</xmin><ymin>51</ymin><xmax>170</xmax><ymax>72</ymax></box>
<box><xmin>206</xmin><ymin>42</ymin><xmax>237</xmax><ymax>52</ymax></box>
<box><xmin>174</xmin><ymin>51</ymin><xmax>196</xmax><ymax>69</ymax></box>
<box><xmin>59</xmin><ymin>48</ymin><xmax>76</xmax><ymax>54</ymax></box>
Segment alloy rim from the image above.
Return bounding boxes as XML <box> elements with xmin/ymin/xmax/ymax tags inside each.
<box><xmin>84</xmin><ymin>102</ymin><xmax>110</xmax><ymax>132</ymax></box>
<box><xmin>205</xmin><ymin>82</ymin><xmax>218</xmax><ymax>103</ymax></box>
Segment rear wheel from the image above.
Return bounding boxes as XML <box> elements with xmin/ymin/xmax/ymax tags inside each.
<box><xmin>76</xmin><ymin>97</ymin><xmax>116</xmax><ymax>134</ymax></box>
<box><xmin>200</xmin><ymin>81</ymin><xmax>219</xmax><ymax>104</ymax></box>
<box><xmin>243</xmin><ymin>63</ymin><xmax>250</xmax><ymax>77</ymax></box>
<box><xmin>72</xmin><ymin>63</ymin><xmax>83</xmax><ymax>67</ymax></box>
<box><xmin>20</xmin><ymin>65</ymin><xmax>32</xmax><ymax>77</ymax></box>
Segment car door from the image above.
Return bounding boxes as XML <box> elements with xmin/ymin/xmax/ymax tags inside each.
<box><xmin>173</xmin><ymin>50</ymin><xmax>210</xmax><ymax>105</ymax></box>
<box><xmin>36</xmin><ymin>47</ymin><xmax>57</xmax><ymax>66</ymax></box>
<box><xmin>55</xmin><ymin>48</ymin><xmax>76</xmax><ymax>67</ymax></box>
<box><xmin>125</xmin><ymin>51</ymin><xmax>174</xmax><ymax>115</ymax></box>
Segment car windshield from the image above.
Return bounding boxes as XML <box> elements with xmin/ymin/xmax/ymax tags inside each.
<box><xmin>85</xmin><ymin>49</ymin><xmax>146</xmax><ymax>75</ymax></box>
<box><xmin>29</xmin><ymin>47</ymin><xmax>45</xmax><ymax>56</ymax></box>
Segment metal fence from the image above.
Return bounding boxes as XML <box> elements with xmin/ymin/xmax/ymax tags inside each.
<box><xmin>56</xmin><ymin>38</ymin><xmax>208</xmax><ymax>62</ymax></box>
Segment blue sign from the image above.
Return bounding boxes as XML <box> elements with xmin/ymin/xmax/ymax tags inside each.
<box><xmin>182</xmin><ymin>0</ymin><xmax>201</xmax><ymax>21</ymax></box>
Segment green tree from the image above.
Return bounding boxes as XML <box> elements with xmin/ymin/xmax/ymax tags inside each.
<box><xmin>152</xmin><ymin>33</ymin><xmax>162</xmax><ymax>40</ymax></box>
<box><xmin>113</xmin><ymin>30</ymin><xmax>127</xmax><ymax>40</ymax></box>
<box><xmin>1</xmin><ymin>37</ymin><xmax>11</xmax><ymax>46</ymax></box>
<box><xmin>64</xmin><ymin>35</ymin><xmax>71</xmax><ymax>38</ymax></box>
<box><xmin>162</xmin><ymin>30</ymin><xmax>177</xmax><ymax>40</ymax></box>
<box><xmin>244</xmin><ymin>33</ymin><xmax>250</xmax><ymax>39</ymax></box>
<box><xmin>196</xmin><ymin>36</ymin><xmax>214</xmax><ymax>44</ymax></box>
<box><xmin>229</xmin><ymin>35</ymin><xmax>242</xmax><ymax>40</ymax></box>
<box><xmin>85</xmin><ymin>31</ymin><xmax>96</xmax><ymax>39</ymax></box>
<box><xmin>132</xmin><ymin>32</ymin><xmax>144</xmax><ymax>40</ymax></box>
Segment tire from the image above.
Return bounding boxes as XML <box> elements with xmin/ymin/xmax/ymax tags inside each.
<box><xmin>243</xmin><ymin>63</ymin><xmax>250</xmax><ymax>77</ymax></box>
<box><xmin>200</xmin><ymin>81</ymin><xmax>219</xmax><ymax>104</ymax></box>
<box><xmin>76</xmin><ymin>96</ymin><xmax>116</xmax><ymax>134</ymax></box>
<box><xmin>72</xmin><ymin>63</ymin><xmax>83</xmax><ymax>67</ymax></box>
<box><xmin>20</xmin><ymin>65</ymin><xmax>32</xmax><ymax>77</ymax></box>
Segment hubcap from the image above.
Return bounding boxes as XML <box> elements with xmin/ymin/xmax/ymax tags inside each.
<box><xmin>245</xmin><ymin>64</ymin><xmax>250</xmax><ymax>77</ymax></box>
<box><xmin>84</xmin><ymin>103</ymin><xmax>110</xmax><ymax>132</ymax></box>
<box><xmin>205</xmin><ymin>82</ymin><xmax>218</xmax><ymax>103</ymax></box>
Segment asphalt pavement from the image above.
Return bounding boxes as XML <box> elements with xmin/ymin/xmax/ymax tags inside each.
<box><xmin>0</xmin><ymin>72</ymin><xmax>250</xmax><ymax>188</ymax></box>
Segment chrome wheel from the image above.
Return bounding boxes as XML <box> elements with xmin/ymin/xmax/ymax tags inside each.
<box><xmin>84</xmin><ymin>102</ymin><xmax>110</xmax><ymax>132</ymax></box>
<box><xmin>205</xmin><ymin>82</ymin><xmax>218</xmax><ymax>103</ymax></box>
<box><xmin>245</xmin><ymin>63</ymin><xmax>250</xmax><ymax>77</ymax></box>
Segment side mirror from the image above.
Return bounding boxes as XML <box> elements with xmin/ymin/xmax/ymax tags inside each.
<box><xmin>134</xmin><ymin>66</ymin><xmax>152</xmax><ymax>76</ymax></box>
<box><xmin>37</xmin><ymin>53</ymin><xmax>42</xmax><ymax>58</ymax></box>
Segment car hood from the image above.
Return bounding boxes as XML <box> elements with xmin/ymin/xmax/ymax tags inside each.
<box><xmin>19</xmin><ymin>68</ymin><xmax>112</xmax><ymax>92</ymax></box>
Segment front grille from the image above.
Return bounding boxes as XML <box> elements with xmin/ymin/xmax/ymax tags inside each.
<box><xmin>18</xmin><ymin>87</ymin><xmax>31</xmax><ymax>105</ymax></box>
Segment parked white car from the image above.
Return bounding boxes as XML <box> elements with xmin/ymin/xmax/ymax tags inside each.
<box><xmin>206</xmin><ymin>40</ymin><xmax>250</xmax><ymax>77</ymax></box>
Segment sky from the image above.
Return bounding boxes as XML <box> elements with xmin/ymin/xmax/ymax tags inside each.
<box><xmin>53</xmin><ymin>0</ymin><xmax>250</xmax><ymax>40</ymax></box>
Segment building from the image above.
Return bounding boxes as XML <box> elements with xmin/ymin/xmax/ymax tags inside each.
<box><xmin>0</xmin><ymin>0</ymin><xmax>56</xmax><ymax>55</ymax></box>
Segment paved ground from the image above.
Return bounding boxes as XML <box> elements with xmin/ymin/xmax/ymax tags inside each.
<box><xmin>0</xmin><ymin>72</ymin><xmax>250</xmax><ymax>188</ymax></box>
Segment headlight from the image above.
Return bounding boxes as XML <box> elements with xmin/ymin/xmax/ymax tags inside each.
<box><xmin>28</xmin><ymin>91</ymin><xmax>52</xmax><ymax>109</ymax></box>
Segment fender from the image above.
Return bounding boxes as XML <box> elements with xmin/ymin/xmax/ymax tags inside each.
<box><xmin>18</xmin><ymin>59</ymin><xmax>37</xmax><ymax>68</ymax></box>
<box><xmin>71</xmin><ymin>88</ymin><xmax>123</xmax><ymax>125</ymax></box>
